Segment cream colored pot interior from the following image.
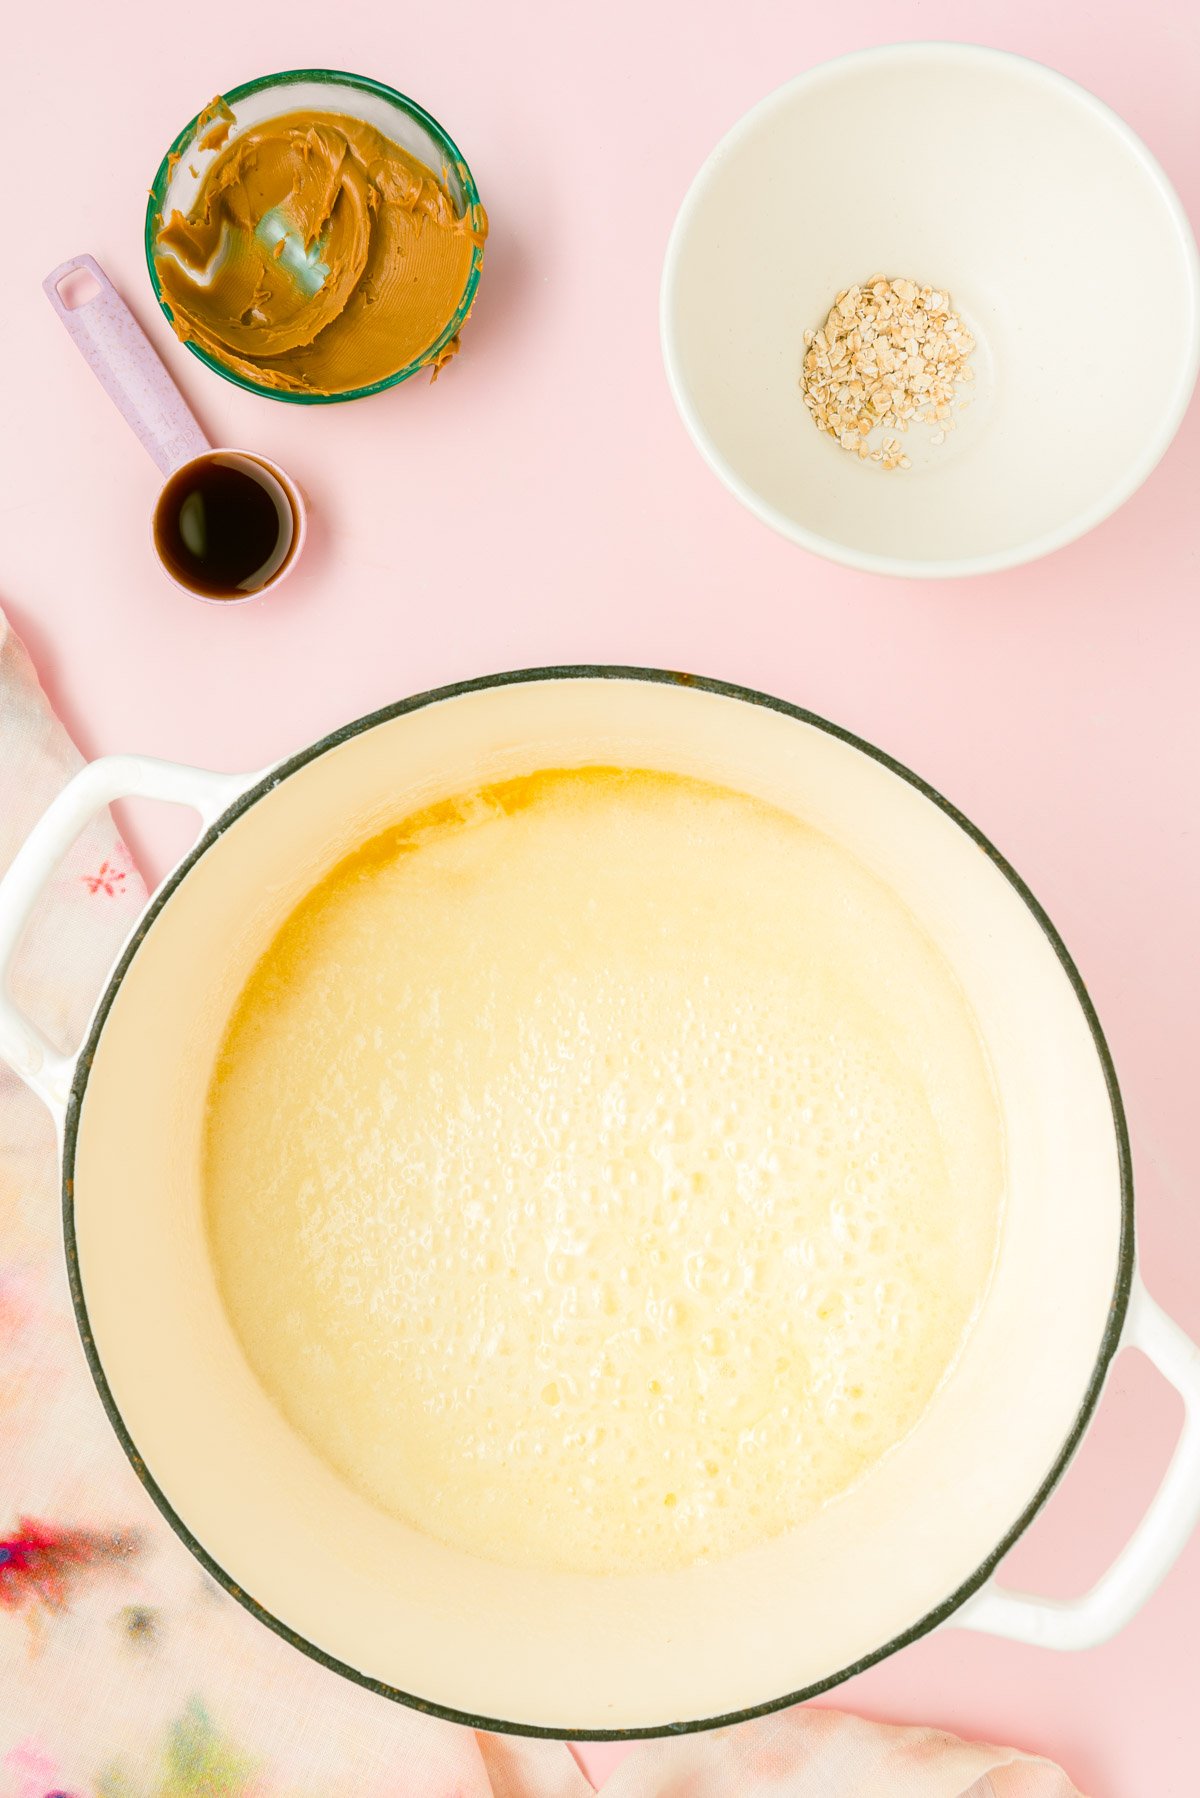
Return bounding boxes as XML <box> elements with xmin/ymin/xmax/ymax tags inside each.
<box><xmin>70</xmin><ymin>675</ymin><xmax>1125</xmax><ymax>1732</ymax></box>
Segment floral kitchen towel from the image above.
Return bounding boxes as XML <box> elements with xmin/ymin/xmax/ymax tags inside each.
<box><xmin>0</xmin><ymin>605</ymin><xmax>1084</xmax><ymax>1797</ymax></box>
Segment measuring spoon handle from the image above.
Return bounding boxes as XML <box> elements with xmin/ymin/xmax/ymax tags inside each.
<box><xmin>43</xmin><ymin>254</ymin><xmax>210</xmax><ymax>478</ymax></box>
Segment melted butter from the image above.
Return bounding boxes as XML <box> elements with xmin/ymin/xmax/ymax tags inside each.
<box><xmin>154</xmin><ymin>108</ymin><xmax>486</xmax><ymax>394</ymax></box>
<box><xmin>204</xmin><ymin>769</ymin><xmax>1003</xmax><ymax>1574</ymax></box>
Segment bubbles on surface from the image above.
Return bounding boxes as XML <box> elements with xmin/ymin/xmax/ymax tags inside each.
<box><xmin>205</xmin><ymin>767</ymin><xmax>1003</xmax><ymax>1576</ymax></box>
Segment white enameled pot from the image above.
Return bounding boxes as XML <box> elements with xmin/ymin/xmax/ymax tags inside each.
<box><xmin>1</xmin><ymin>669</ymin><xmax>1198</xmax><ymax>1738</ymax></box>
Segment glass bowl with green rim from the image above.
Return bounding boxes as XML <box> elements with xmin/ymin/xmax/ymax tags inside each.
<box><xmin>144</xmin><ymin>69</ymin><xmax>486</xmax><ymax>405</ymax></box>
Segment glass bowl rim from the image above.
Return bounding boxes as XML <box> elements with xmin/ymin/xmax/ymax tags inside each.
<box><xmin>143</xmin><ymin>67</ymin><xmax>486</xmax><ymax>406</ymax></box>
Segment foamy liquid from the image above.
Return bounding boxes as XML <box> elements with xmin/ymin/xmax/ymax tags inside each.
<box><xmin>205</xmin><ymin>769</ymin><xmax>1003</xmax><ymax>1574</ymax></box>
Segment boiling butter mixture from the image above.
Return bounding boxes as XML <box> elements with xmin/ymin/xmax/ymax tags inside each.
<box><xmin>204</xmin><ymin>769</ymin><xmax>1003</xmax><ymax>1574</ymax></box>
<box><xmin>153</xmin><ymin>107</ymin><xmax>486</xmax><ymax>394</ymax></box>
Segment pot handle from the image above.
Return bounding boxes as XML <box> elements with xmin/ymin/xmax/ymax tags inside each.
<box><xmin>953</xmin><ymin>1272</ymin><xmax>1200</xmax><ymax>1650</ymax></box>
<box><xmin>0</xmin><ymin>753</ymin><xmax>252</xmax><ymax>1115</ymax></box>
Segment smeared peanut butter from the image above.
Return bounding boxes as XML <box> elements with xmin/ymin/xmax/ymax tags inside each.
<box><xmin>153</xmin><ymin>108</ymin><xmax>486</xmax><ymax>395</ymax></box>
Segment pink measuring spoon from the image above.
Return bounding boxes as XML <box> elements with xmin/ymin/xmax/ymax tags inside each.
<box><xmin>44</xmin><ymin>254</ymin><xmax>306</xmax><ymax>604</ymax></box>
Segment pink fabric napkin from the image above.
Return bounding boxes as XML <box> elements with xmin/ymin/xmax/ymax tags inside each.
<box><xmin>0</xmin><ymin>606</ymin><xmax>1085</xmax><ymax>1797</ymax></box>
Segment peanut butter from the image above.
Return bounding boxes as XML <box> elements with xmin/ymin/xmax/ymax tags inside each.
<box><xmin>153</xmin><ymin>109</ymin><xmax>486</xmax><ymax>396</ymax></box>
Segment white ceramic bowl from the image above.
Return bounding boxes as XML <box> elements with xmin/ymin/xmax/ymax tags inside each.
<box><xmin>661</xmin><ymin>44</ymin><xmax>1200</xmax><ymax>578</ymax></box>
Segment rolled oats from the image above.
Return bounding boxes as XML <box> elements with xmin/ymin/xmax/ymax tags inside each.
<box><xmin>800</xmin><ymin>278</ymin><xmax>975</xmax><ymax>470</ymax></box>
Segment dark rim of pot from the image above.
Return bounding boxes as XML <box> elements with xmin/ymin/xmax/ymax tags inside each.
<box><xmin>61</xmin><ymin>664</ymin><xmax>1135</xmax><ymax>1742</ymax></box>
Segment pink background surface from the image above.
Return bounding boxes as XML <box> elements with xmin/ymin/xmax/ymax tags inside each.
<box><xmin>4</xmin><ymin>1</ymin><xmax>1199</xmax><ymax>1793</ymax></box>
